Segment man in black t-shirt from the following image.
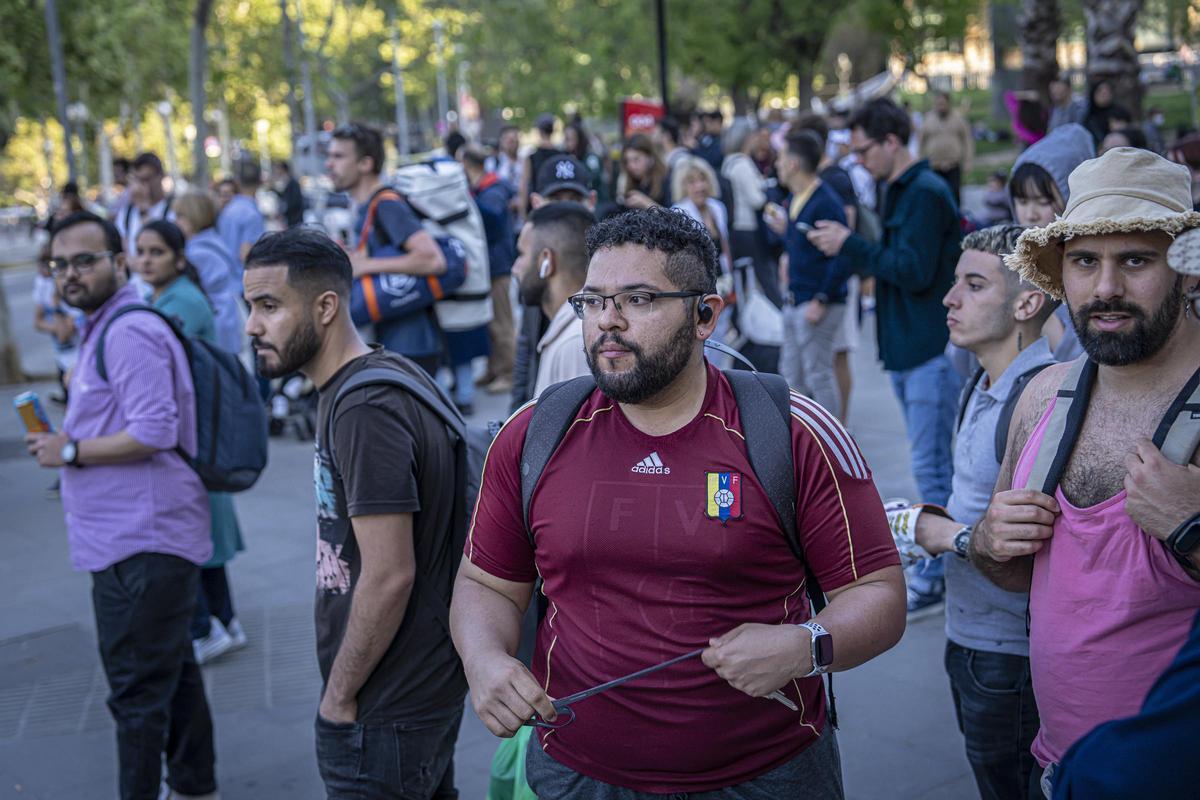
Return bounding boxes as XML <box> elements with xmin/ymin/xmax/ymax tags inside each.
<box><xmin>243</xmin><ymin>227</ymin><xmax>466</xmax><ymax>799</ymax></box>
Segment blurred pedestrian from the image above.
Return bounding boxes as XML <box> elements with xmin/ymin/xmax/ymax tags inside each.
<box><xmin>694</xmin><ymin>109</ymin><xmax>725</xmax><ymax>170</ymax></box>
<box><xmin>654</xmin><ymin>116</ymin><xmax>690</xmax><ymax>172</ymax></box>
<box><xmin>115</xmin><ymin>152</ymin><xmax>174</xmax><ymax>260</ymax></box>
<box><xmin>918</xmin><ymin>91</ymin><xmax>972</xmax><ymax>204</ymax></box>
<box><xmin>1047</xmin><ymin>76</ymin><xmax>1087</xmax><ymax>132</ymax></box>
<box><xmin>1082</xmin><ymin>81</ymin><xmax>1130</xmax><ymax>148</ymax></box>
<box><xmin>216</xmin><ymin>160</ymin><xmax>266</xmax><ymax>270</ymax></box>
<box><xmin>616</xmin><ymin>134</ymin><xmax>669</xmax><ymax>209</ymax></box>
<box><xmin>31</xmin><ymin>241</ymin><xmax>81</xmax><ymax>404</ymax></box>
<box><xmin>271</xmin><ymin>160</ymin><xmax>305</xmax><ymax>227</ymax></box>
<box><xmin>173</xmin><ymin>191</ymin><xmax>248</xmax><ymax>356</ymax></box>
<box><xmin>519</xmin><ymin>114</ymin><xmax>562</xmax><ymax>214</ymax></box>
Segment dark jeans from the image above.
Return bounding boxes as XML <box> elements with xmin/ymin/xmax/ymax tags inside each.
<box><xmin>315</xmin><ymin>705</ymin><xmax>463</xmax><ymax>799</ymax></box>
<box><xmin>190</xmin><ymin>566</ymin><xmax>235</xmax><ymax>639</ymax></box>
<box><xmin>934</xmin><ymin>165</ymin><xmax>962</xmax><ymax>205</ymax></box>
<box><xmin>526</xmin><ymin>724</ymin><xmax>843</xmax><ymax>800</ymax></box>
<box><xmin>92</xmin><ymin>553</ymin><xmax>216</xmax><ymax>800</ymax></box>
<box><xmin>945</xmin><ymin>641</ymin><xmax>1040</xmax><ymax>800</ymax></box>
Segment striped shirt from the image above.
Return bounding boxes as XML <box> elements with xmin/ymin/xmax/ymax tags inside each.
<box><xmin>61</xmin><ymin>282</ymin><xmax>211</xmax><ymax>572</ymax></box>
<box><xmin>466</xmin><ymin>363</ymin><xmax>898</xmax><ymax>793</ymax></box>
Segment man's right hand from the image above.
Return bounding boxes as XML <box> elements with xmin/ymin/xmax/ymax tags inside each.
<box><xmin>465</xmin><ymin>653</ymin><xmax>558</xmax><ymax>738</ymax></box>
<box><xmin>975</xmin><ymin>489</ymin><xmax>1060</xmax><ymax>562</ymax></box>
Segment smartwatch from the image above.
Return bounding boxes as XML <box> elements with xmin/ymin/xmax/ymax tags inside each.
<box><xmin>61</xmin><ymin>439</ymin><xmax>81</xmax><ymax>467</ymax></box>
<box><xmin>798</xmin><ymin>621</ymin><xmax>834</xmax><ymax>677</ymax></box>
<box><xmin>1167</xmin><ymin>512</ymin><xmax>1200</xmax><ymax>566</ymax></box>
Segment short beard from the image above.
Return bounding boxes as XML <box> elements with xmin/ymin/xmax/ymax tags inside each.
<box><xmin>586</xmin><ymin>317</ymin><xmax>695</xmax><ymax>404</ymax></box>
<box><xmin>254</xmin><ymin>314</ymin><xmax>322</xmax><ymax>378</ymax></box>
<box><xmin>1071</xmin><ymin>276</ymin><xmax>1184</xmax><ymax>366</ymax></box>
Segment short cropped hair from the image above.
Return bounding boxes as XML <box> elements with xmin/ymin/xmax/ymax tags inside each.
<box><xmin>585</xmin><ymin>206</ymin><xmax>719</xmax><ymax>295</ymax></box>
<box><xmin>962</xmin><ymin>223</ymin><xmax>1061</xmax><ymax>319</ymax></box>
<box><xmin>459</xmin><ymin>145</ymin><xmax>489</xmax><ymax>170</ymax></box>
<box><xmin>331</xmin><ymin>123</ymin><xmax>385</xmax><ymax>176</ymax></box>
<box><xmin>132</xmin><ymin>152</ymin><xmax>164</xmax><ymax>175</ymax></box>
<box><xmin>794</xmin><ymin>112</ymin><xmax>829</xmax><ymax>148</ymax></box>
<box><xmin>848</xmin><ymin>99</ymin><xmax>912</xmax><ymax>147</ymax></box>
<box><xmin>657</xmin><ymin>116</ymin><xmax>681</xmax><ymax>145</ymax></box>
<box><xmin>528</xmin><ymin>201</ymin><xmax>596</xmax><ymax>282</ymax></box>
<box><xmin>245</xmin><ymin>227</ymin><xmax>353</xmax><ymax>300</ymax></box>
<box><xmin>784</xmin><ymin>130</ymin><xmax>824</xmax><ymax>174</ymax></box>
<box><xmin>50</xmin><ymin>211</ymin><xmax>123</xmax><ymax>254</ymax></box>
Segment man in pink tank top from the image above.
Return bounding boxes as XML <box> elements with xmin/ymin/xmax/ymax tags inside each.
<box><xmin>969</xmin><ymin>148</ymin><xmax>1200</xmax><ymax>799</ymax></box>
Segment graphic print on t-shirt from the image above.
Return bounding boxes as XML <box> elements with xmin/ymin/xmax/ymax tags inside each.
<box><xmin>314</xmin><ymin>446</ymin><xmax>350</xmax><ymax>594</ymax></box>
<box><xmin>705</xmin><ymin>471</ymin><xmax>743</xmax><ymax>521</ymax></box>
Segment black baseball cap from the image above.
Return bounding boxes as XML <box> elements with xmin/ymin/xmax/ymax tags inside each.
<box><xmin>536</xmin><ymin>155</ymin><xmax>590</xmax><ymax>198</ymax></box>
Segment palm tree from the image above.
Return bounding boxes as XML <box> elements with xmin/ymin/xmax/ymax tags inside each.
<box><xmin>1019</xmin><ymin>0</ymin><xmax>1061</xmax><ymax>104</ymax></box>
<box><xmin>1081</xmin><ymin>0</ymin><xmax>1143</xmax><ymax>116</ymax></box>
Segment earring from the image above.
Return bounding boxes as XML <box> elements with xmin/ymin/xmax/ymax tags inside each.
<box><xmin>1017</xmin><ymin>331</ymin><xmax>1024</xmax><ymax>352</ymax></box>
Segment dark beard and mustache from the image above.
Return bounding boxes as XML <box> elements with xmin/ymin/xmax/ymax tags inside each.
<box><xmin>586</xmin><ymin>318</ymin><xmax>696</xmax><ymax>404</ymax></box>
<box><xmin>1071</xmin><ymin>276</ymin><xmax>1184</xmax><ymax>366</ymax></box>
<box><xmin>253</xmin><ymin>314</ymin><xmax>322</xmax><ymax>378</ymax></box>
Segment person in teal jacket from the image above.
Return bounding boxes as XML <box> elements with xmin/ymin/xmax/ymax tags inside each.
<box><xmin>135</xmin><ymin>220</ymin><xmax>248</xmax><ymax>664</ymax></box>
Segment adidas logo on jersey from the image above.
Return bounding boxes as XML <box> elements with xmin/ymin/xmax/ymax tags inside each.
<box><xmin>631</xmin><ymin>451</ymin><xmax>671</xmax><ymax>475</ymax></box>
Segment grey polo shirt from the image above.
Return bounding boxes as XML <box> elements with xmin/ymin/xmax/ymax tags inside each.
<box><xmin>945</xmin><ymin>337</ymin><xmax>1057</xmax><ymax>656</ymax></box>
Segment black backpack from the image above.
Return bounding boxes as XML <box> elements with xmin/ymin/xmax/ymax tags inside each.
<box><xmin>96</xmin><ymin>305</ymin><xmax>267</xmax><ymax>492</ymax></box>
<box><xmin>957</xmin><ymin>363</ymin><xmax>1052</xmax><ymax>465</ymax></box>
<box><xmin>518</xmin><ymin>365</ymin><xmax>840</xmax><ymax>727</ymax></box>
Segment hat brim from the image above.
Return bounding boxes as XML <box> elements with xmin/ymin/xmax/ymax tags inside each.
<box><xmin>536</xmin><ymin>181</ymin><xmax>590</xmax><ymax>199</ymax></box>
<box><xmin>1004</xmin><ymin>213</ymin><xmax>1200</xmax><ymax>299</ymax></box>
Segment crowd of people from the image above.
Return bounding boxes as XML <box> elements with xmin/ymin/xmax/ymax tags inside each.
<box><xmin>18</xmin><ymin>81</ymin><xmax>1200</xmax><ymax>800</ymax></box>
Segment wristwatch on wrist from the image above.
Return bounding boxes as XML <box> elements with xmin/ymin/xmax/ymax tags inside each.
<box><xmin>798</xmin><ymin>621</ymin><xmax>834</xmax><ymax>677</ymax></box>
<box><xmin>953</xmin><ymin>526</ymin><xmax>973</xmax><ymax>560</ymax></box>
<box><xmin>61</xmin><ymin>439</ymin><xmax>81</xmax><ymax>467</ymax></box>
<box><xmin>1166</xmin><ymin>512</ymin><xmax>1200</xmax><ymax>566</ymax></box>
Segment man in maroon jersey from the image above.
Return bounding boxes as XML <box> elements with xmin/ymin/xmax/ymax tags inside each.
<box><xmin>450</xmin><ymin>207</ymin><xmax>905</xmax><ymax>799</ymax></box>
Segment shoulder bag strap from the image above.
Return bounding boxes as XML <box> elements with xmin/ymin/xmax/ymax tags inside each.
<box><xmin>1023</xmin><ymin>358</ymin><xmax>1095</xmax><ymax>496</ymax></box>
<box><xmin>1155</xmin><ymin>364</ymin><xmax>1200</xmax><ymax>465</ymax></box>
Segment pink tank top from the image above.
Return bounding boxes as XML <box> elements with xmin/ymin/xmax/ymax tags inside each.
<box><xmin>1014</xmin><ymin>398</ymin><xmax>1200</xmax><ymax>767</ymax></box>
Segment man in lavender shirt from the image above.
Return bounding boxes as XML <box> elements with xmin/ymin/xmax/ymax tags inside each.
<box><xmin>25</xmin><ymin>211</ymin><xmax>217</xmax><ymax>800</ymax></box>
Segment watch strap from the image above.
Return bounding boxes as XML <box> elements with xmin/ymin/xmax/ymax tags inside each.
<box><xmin>799</xmin><ymin>621</ymin><xmax>831</xmax><ymax>677</ymax></box>
<box><xmin>1167</xmin><ymin>511</ymin><xmax>1200</xmax><ymax>556</ymax></box>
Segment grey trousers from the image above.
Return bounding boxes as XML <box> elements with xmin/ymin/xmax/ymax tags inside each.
<box><xmin>780</xmin><ymin>302</ymin><xmax>846</xmax><ymax>414</ymax></box>
<box><xmin>525</xmin><ymin>725</ymin><xmax>843</xmax><ymax>800</ymax></box>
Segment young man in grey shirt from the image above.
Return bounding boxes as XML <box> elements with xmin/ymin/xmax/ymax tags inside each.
<box><xmin>890</xmin><ymin>224</ymin><xmax>1058</xmax><ymax>800</ymax></box>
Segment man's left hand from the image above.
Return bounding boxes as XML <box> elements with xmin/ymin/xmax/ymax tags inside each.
<box><xmin>803</xmin><ymin>300</ymin><xmax>827</xmax><ymax>325</ymax></box>
<box><xmin>26</xmin><ymin>432</ymin><xmax>68</xmax><ymax>468</ymax></box>
<box><xmin>1124</xmin><ymin>438</ymin><xmax>1200</xmax><ymax>541</ymax></box>
<box><xmin>807</xmin><ymin>221</ymin><xmax>851</xmax><ymax>257</ymax></box>
<box><xmin>702</xmin><ymin>623</ymin><xmax>808</xmax><ymax>698</ymax></box>
<box><xmin>318</xmin><ymin>692</ymin><xmax>358</xmax><ymax>725</ymax></box>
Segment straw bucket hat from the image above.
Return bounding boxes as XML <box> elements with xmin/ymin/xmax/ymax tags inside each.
<box><xmin>1004</xmin><ymin>147</ymin><xmax>1200</xmax><ymax>299</ymax></box>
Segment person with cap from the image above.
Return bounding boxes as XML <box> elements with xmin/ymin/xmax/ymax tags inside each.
<box><xmin>532</xmin><ymin>153</ymin><xmax>597</xmax><ymax>210</ymax></box>
<box><xmin>519</xmin><ymin>114</ymin><xmax>563</xmax><ymax>215</ymax></box>
<box><xmin>1046</xmin><ymin>226</ymin><xmax>1200</xmax><ymax>800</ymax></box>
<box><xmin>970</xmin><ymin>147</ymin><xmax>1200</xmax><ymax>798</ymax></box>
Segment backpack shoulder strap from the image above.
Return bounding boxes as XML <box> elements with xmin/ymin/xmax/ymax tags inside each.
<box><xmin>994</xmin><ymin>363</ymin><xmax>1052</xmax><ymax>464</ymax></box>
<box><xmin>723</xmin><ymin>370</ymin><xmax>799</xmax><ymax>557</ymax></box>
<box><xmin>957</xmin><ymin>367</ymin><xmax>986</xmax><ymax>433</ymax></box>
<box><xmin>356</xmin><ymin>187</ymin><xmax>405</xmax><ymax>252</ymax></box>
<box><xmin>519</xmin><ymin>376</ymin><xmax>597</xmax><ymax>546</ymax></box>
<box><xmin>1023</xmin><ymin>358</ymin><xmax>1095</xmax><ymax>496</ymax></box>
<box><xmin>1154</xmin><ymin>364</ymin><xmax>1200</xmax><ymax>465</ymax></box>
<box><xmin>95</xmin><ymin>304</ymin><xmax>187</xmax><ymax>382</ymax></box>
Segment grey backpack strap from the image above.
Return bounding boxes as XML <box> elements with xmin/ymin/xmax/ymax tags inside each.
<box><xmin>1155</xmin><ymin>365</ymin><xmax>1200</xmax><ymax>465</ymax></box>
<box><xmin>519</xmin><ymin>376</ymin><xmax>597</xmax><ymax>546</ymax></box>
<box><xmin>1023</xmin><ymin>358</ymin><xmax>1095</xmax><ymax>496</ymax></box>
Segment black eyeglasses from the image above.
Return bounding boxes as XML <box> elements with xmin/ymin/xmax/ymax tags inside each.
<box><xmin>568</xmin><ymin>290</ymin><xmax>703</xmax><ymax>320</ymax></box>
<box><xmin>850</xmin><ymin>139</ymin><xmax>880</xmax><ymax>159</ymax></box>
<box><xmin>47</xmin><ymin>250</ymin><xmax>113</xmax><ymax>277</ymax></box>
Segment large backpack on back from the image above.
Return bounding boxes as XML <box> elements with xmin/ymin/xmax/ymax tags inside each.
<box><xmin>391</xmin><ymin>161</ymin><xmax>494</xmax><ymax>332</ymax></box>
<box><xmin>96</xmin><ymin>305</ymin><xmax>268</xmax><ymax>492</ymax></box>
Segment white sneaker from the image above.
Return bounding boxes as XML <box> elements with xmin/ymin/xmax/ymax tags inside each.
<box><xmin>225</xmin><ymin>617</ymin><xmax>247</xmax><ymax>651</ymax></box>
<box><xmin>159</xmin><ymin>781</ymin><xmax>220</xmax><ymax>799</ymax></box>
<box><xmin>193</xmin><ymin>618</ymin><xmax>234</xmax><ymax>665</ymax></box>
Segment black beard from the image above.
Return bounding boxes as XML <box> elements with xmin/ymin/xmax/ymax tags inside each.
<box><xmin>254</xmin><ymin>314</ymin><xmax>322</xmax><ymax>378</ymax></box>
<box><xmin>1071</xmin><ymin>277</ymin><xmax>1184</xmax><ymax>366</ymax></box>
<box><xmin>586</xmin><ymin>318</ymin><xmax>695</xmax><ymax>404</ymax></box>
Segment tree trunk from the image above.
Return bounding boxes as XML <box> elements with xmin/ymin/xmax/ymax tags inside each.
<box><xmin>1081</xmin><ymin>0</ymin><xmax>1143</xmax><ymax>117</ymax></box>
<box><xmin>731</xmin><ymin>84</ymin><xmax>754</xmax><ymax>117</ymax></box>
<box><xmin>1019</xmin><ymin>0</ymin><xmax>1061</xmax><ymax>104</ymax></box>
<box><xmin>280</xmin><ymin>0</ymin><xmax>302</xmax><ymax>155</ymax></box>
<box><xmin>190</xmin><ymin>0</ymin><xmax>215</xmax><ymax>184</ymax></box>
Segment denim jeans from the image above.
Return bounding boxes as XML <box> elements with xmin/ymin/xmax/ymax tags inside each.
<box><xmin>92</xmin><ymin>553</ymin><xmax>216</xmax><ymax>800</ymax></box>
<box><xmin>945</xmin><ymin>641</ymin><xmax>1040</xmax><ymax>800</ymax></box>
<box><xmin>890</xmin><ymin>353</ymin><xmax>961</xmax><ymax>582</ymax></box>
<box><xmin>315</xmin><ymin>705</ymin><xmax>463</xmax><ymax>800</ymax></box>
<box><xmin>526</xmin><ymin>725</ymin><xmax>843</xmax><ymax>800</ymax></box>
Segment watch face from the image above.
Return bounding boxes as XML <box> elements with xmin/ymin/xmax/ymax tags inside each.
<box><xmin>813</xmin><ymin>632</ymin><xmax>834</xmax><ymax>667</ymax></box>
<box><xmin>1177</xmin><ymin>521</ymin><xmax>1200</xmax><ymax>554</ymax></box>
<box><xmin>61</xmin><ymin>442</ymin><xmax>75</xmax><ymax>463</ymax></box>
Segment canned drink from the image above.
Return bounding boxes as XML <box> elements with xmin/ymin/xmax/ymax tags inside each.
<box><xmin>14</xmin><ymin>391</ymin><xmax>54</xmax><ymax>434</ymax></box>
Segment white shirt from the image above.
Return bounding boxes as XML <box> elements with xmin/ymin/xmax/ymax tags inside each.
<box><xmin>721</xmin><ymin>153</ymin><xmax>767</xmax><ymax>232</ymax></box>
<box><xmin>116</xmin><ymin>196</ymin><xmax>174</xmax><ymax>258</ymax></box>
<box><xmin>533</xmin><ymin>301</ymin><xmax>590</xmax><ymax>397</ymax></box>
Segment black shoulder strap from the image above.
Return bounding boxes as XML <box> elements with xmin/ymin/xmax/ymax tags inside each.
<box><xmin>956</xmin><ymin>367</ymin><xmax>986</xmax><ymax>433</ymax></box>
<box><xmin>95</xmin><ymin>304</ymin><xmax>189</xmax><ymax>382</ymax></box>
<box><xmin>1023</xmin><ymin>358</ymin><xmax>1095</xmax><ymax>496</ymax></box>
<box><xmin>994</xmin><ymin>363</ymin><xmax>1052</xmax><ymax>464</ymax></box>
<box><xmin>519</xmin><ymin>376</ymin><xmax>598</xmax><ymax>545</ymax></box>
<box><xmin>325</xmin><ymin>364</ymin><xmax>466</xmax><ymax>635</ymax></box>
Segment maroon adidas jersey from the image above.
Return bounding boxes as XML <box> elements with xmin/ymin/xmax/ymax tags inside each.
<box><xmin>467</xmin><ymin>363</ymin><xmax>898</xmax><ymax>792</ymax></box>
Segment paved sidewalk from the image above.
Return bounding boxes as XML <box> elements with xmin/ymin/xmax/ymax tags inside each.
<box><xmin>0</xmin><ymin>262</ymin><xmax>974</xmax><ymax>799</ymax></box>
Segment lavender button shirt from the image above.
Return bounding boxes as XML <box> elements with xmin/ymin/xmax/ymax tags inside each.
<box><xmin>61</xmin><ymin>282</ymin><xmax>211</xmax><ymax>572</ymax></box>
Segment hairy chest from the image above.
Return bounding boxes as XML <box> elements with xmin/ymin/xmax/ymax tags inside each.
<box><xmin>1058</xmin><ymin>397</ymin><xmax>1166</xmax><ymax>508</ymax></box>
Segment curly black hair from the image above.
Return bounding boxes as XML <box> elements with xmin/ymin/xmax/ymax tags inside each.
<box><xmin>584</xmin><ymin>206</ymin><xmax>719</xmax><ymax>294</ymax></box>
